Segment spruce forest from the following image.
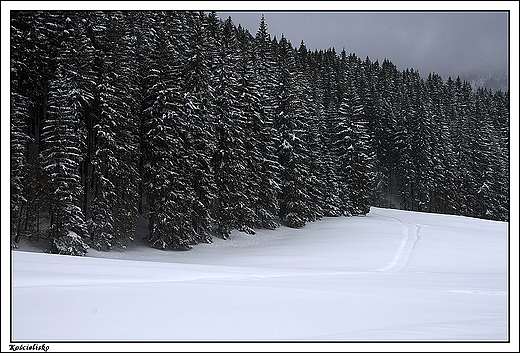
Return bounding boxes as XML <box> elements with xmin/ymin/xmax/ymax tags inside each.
<box><xmin>10</xmin><ymin>11</ymin><xmax>509</xmax><ymax>255</ymax></box>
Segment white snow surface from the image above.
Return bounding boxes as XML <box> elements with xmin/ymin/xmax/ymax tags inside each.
<box><xmin>11</xmin><ymin>207</ymin><xmax>510</xmax><ymax>344</ymax></box>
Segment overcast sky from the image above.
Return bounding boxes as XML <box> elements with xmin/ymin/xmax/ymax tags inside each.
<box><xmin>217</xmin><ymin>11</ymin><xmax>509</xmax><ymax>80</ymax></box>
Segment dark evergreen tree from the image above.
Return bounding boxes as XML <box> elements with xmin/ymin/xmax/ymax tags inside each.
<box><xmin>471</xmin><ymin>88</ymin><xmax>506</xmax><ymax>220</ymax></box>
<box><xmin>334</xmin><ymin>77</ymin><xmax>376</xmax><ymax>215</ymax></box>
<box><xmin>39</xmin><ymin>14</ymin><xmax>96</xmax><ymax>255</ymax></box>
<box><xmin>211</xmin><ymin>17</ymin><xmax>256</xmax><ymax>238</ymax></box>
<box><xmin>233</xmin><ymin>44</ymin><xmax>264</xmax><ymax>234</ymax></box>
<box><xmin>89</xmin><ymin>12</ymin><xmax>141</xmax><ymax>250</ymax></box>
<box><xmin>11</xmin><ymin>11</ymin><xmax>58</xmax><ymax>243</ymax></box>
<box><xmin>274</xmin><ymin>35</ymin><xmax>313</xmax><ymax>228</ymax></box>
<box><xmin>394</xmin><ymin>69</ymin><xmax>423</xmax><ymax>211</ymax></box>
<box><xmin>11</xmin><ymin>14</ymin><xmax>32</xmax><ymax>245</ymax></box>
<box><xmin>426</xmin><ymin>73</ymin><xmax>457</xmax><ymax>214</ymax></box>
<box><xmin>184</xmin><ymin>11</ymin><xmax>217</xmax><ymax>243</ymax></box>
<box><xmin>297</xmin><ymin>41</ymin><xmax>325</xmax><ymax>221</ymax></box>
<box><xmin>10</xmin><ymin>82</ymin><xmax>31</xmax><ymax>246</ymax></box>
<box><xmin>141</xmin><ymin>12</ymin><xmax>197</xmax><ymax>250</ymax></box>
<box><xmin>374</xmin><ymin>59</ymin><xmax>403</xmax><ymax>209</ymax></box>
<box><xmin>251</xmin><ymin>15</ymin><xmax>281</xmax><ymax>229</ymax></box>
<box><xmin>451</xmin><ymin>78</ymin><xmax>477</xmax><ymax>217</ymax></box>
<box><xmin>319</xmin><ymin>50</ymin><xmax>344</xmax><ymax>216</ymax></box>
<box><xmin>402</xmin><ymin>76</ymin><xmax>436</xmax><ymax>213</ymax></box>
<box><xmin>489</xmin><ymin>90</ymin><xmax>509</xmax><ymax>221</ymax></box>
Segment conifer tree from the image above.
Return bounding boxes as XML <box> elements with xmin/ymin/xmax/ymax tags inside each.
<box><xmin>233</xmin><ymin>46</ymin><xmax>264</xmax><ymax>234</ymax></box>
<box><xmin>40</xmin><ymin>14</ymin><xmax>96</xmax><ymax>255</ymax></box>
<box><xmin>374</xmin><ymin>59</ymin><xmax>403</xmax><ymax>208</ymax></box>
<box><xmin>297</xmin><ymin>42</ymin><xmax>325</xmax><ymax>221</ymax></box>
<box><xmin>11</xmin><ymin>14</ymin><xmax>32</xmax><ymax>244</ymax></box>
<box><xmin>211</xmin><ymin>17</ymin><xmax>255</xmax><ymax>238</ymax></box>
<box><xmin>451</xmin><ymin>78</ymin><xmax>476</xmax><ymax>217</ymax></box>
<box><xmin>489</xmin><ymin>90</ymin><xmax>509</xmax><ymax>221</ymax></box>
<box><xmin>274</xmin><ymin>35</ymin><xmax>313</xmax><ymax>228</ymax></box>
<box><xmin>411</xmin><ymin>82</ymin><xmax>436</xmax><ymax>212</ymax></box>
<box><xmin>89</xmin><ymin>12</ymin><xmax>141</xmax><ymax>250</ymax></box>
<box><xmin>471</xmin><ymin>88</ymin><xmax>505</xmax><ymax>220</ymax></box>
<box><xmin>426</xmin><ymin>73</ymin><xmax>457</xmax><ymax>214</ymax></box>
<box><xmin>319</xmin><ymin>51</ymin><xmax>344</xmax><ymax>216</ymax></box>
<box><xmin>141</xmin><ymin>12</ymin><xmax>197</xmax><ymax>249</ymax></box>
<box><xmin>334</xmin><ymin>76</ymin><xmax>375</xmax><ymax>215</ymax></box>
<box><xmin>184</xmin><ymin>12</ymin><xmax>217</xmax><ymax>243</ymax></box>
<box><xmin>251</xmin><ymin>15</ymin><xmax>281</xmax><ymax>229</ymax></box>
<box><xmin>11</xmin><ymin>11</ymin><xmax>58</xmax><ymax>243</ymax></box>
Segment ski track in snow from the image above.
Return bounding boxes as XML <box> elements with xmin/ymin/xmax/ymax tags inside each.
<box><xmin>372</xmin><ymin>212</ymin><xmax>422</xmax><ymax>272</ymax></box>
<box><xmin>13</xmin><ymin>211</ymin><xmax>435</xmax><ymax>289</ymax></box>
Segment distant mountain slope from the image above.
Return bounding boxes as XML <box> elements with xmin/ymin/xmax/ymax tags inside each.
<box><xmin>458</xmin><ymin>69</ymin><xmax>509</xmax><ymax>91</ymax></box>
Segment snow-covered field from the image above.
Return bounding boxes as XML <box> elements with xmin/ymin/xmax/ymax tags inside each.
<box><xmin>9</xmin><ymin>207</ymin><xmax>514</xmax><ymax>348</ymax></box>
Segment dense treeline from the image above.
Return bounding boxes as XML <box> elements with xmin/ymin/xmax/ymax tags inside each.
<box><xmin>11</xmin><ymin>11</ymin><xmax>509</xmax><ymax>255</ymax></box>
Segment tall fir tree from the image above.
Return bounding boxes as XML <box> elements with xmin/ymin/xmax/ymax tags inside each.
<box><xmin>471</xmin><ymin>88</ymin><xmax>505</xmax><ymax>220</ymax></box>
<box><xmin>11</xmin><ymin>13</ymin><xmax>32</xmax><ymax>244</ymax></box>
<box><xmin>211</xmin><ymin>17</ymin><xmax>256</xmax><ymax>238</ymax></box>
<box><xmin>296</xmin><ymin>41</ymin><xmax>325</xmax><ymax>221</ymax></box>
<box><xmin>89</xmin><ymin>12</ymin><xmax>142</xmax><ymax>250</ymax></box>
<box><xmin>39</xmin><ymin>14</ymin><xmax>96</xmax><ymax>255</ymax></box>
<box><xmin>489</xmin><ymin>90</ymin><xmax>509</xmax><ymax>221</ymax></box>
<box><xmin>11</xmin><ymin>11</ymin><xmax>58</xmax><ymax>243</ymax></box>
<box><xmin>183</xmin><ymin>12</ymin><xmax>217</xmax><ymax>243</ymax></box>
<box><xmin>141</xmin><ymin>12</ymin><xmax>198</xmax><ymax>249</ymax></box>
<box><xmin>274</xmin><ymin>35</ymin><xmax>314</xmax><ymax>228</ymax></box>
<box><xmin>333</xmin><ymin>76</ymin><xmax>375</xmax><ymax>215</ymax></box>
<box><xmin>451</xmin><ymin>78</ymin><xmax>477</xmax><ymax>217</ymax></box>
<box><xmin>251</xmin><ymin>15</ymin><xmax>281</xmax><ymax>229</ymax></box>
<box><xmin>426</xmin><ymin>72</ymin><xmax>457</xmax><ymax>214</ymax></box>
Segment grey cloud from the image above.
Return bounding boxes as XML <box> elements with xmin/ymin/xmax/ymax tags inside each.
<box><xmin>219</xmin><ymin>11</ymin><xmax>508</xmax><ymax>80</ymax></box>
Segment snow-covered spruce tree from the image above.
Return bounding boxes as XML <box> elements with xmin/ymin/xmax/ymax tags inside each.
<box><xmin>10</xmin><ymin>89</ymin><xmax>31</xmax><ymax>246</ymax></box>
<box><xmin>318</xmin><ymin>50</ymin><xmax>344</xmax><ymax>216</ymax></box>
<box><xmin>11</xmin><ymin>11</ymin><xmax>58</xmax><ymax>242</ymax></box>
<box><xmin>250</xmin><ymin>14</ymin><xmax>281</xmax><ymax>229</ymax></box>
<box><xmin>274</xmin><ymin>35</ymin><xmax>314</xmax><ymax>228</ymax></box>
<box><xmin>296</xmin><ymin>41</ymin><xmax>325</xmax><ymax>222</ymax></box>
<box><xmin>11</xmin><ymin>13</ymin><xmax>32</xmax><ymax>245</ymax></box>
<box><xmin>332</xmin><ymin>62</ymin><xmax>356</xmax><ymax>216</ymax></box>
<box><xmin>234</xmin><ymin>47</ymin><xmax>268</xmax><ymax>233</ymax></box>
<box><xmin>489</xmin><ymin>90</ymin><xmax>509</xmax><ymax>221</ymax></box>
<box><xmin>450</xmin><ymin>78</ymin><xmax>476</xmax><ymax>217</ymax></box>
<box><xmin>333</xmin><ymin>75</ymin><xmax>375</xmax><ymax>216</ymax></box>
<box><xmin>442</xmin><ymin>76</ymin><xmax>465</xmax><ymax>215</ymax></box>
<box><xmin>407</xmin><ymin>76</ymin><xmax>436</xmax><ymax>213</ymax></box>
<box><xmin>88</xmin><ymin>12</ymin><xmax>141</xmax><ymax>250</ymax></box>
<box><xmin>311</xmin><ymin>71</ymin><xmax>342</xmax><ymax>217</ymax></box>
<box><xmin>372</xmin><ymin>59</ymin><xmax>403</xmax><ymax>209</ymax></box>
<box><xmin>359</xmin><ymin>57</ymin><xmax>393</xmax><ymax>209</ymax></box>
<box><xmin>353</xmin><ymin>57</ymin><xmax>378</xmax><ymax>215</ymax></box>
<box><xmin>471</xmin><ymin>88</ymin><xmax>506</xmax><ymax>220</ymax></box>
<box><xmin>40</xmin><ymin>14</ymin><xmax>96</xmax><ymax>255</ymax></box>
<box><xmin>141</xmin><ymin>12</ymin><xmax>197</xmax><ymax>250</ymax></box>
<box><xmin>393</xmin><ymin>69</ymin><xmax>418</xmax><ymax>211</ymax></box>
<box><xmin>426</xmin><ymin>72</ymin><xmax>457</xmax><ymax>215</ymax></box>
<box><xmin>210</xmin><ymin>16</ymin><xmax>257</xmax><ymax>238</ymax></box>
<box><xmin>183</xmin><ymin>11</ymin><xmax>217</xmax><ymax>243</ymax></box>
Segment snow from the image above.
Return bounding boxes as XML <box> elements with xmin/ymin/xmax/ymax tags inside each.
<box><xmin>7</xmin><ymin>207</ymin><xmax>517</xmax><ymax>350</ymax></box>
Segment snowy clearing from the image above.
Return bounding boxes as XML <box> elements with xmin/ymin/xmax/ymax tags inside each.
<box><xmin>11</xmin><ymin>207</ymin><xmax>509</xmax><ymax>343</ymax></box>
